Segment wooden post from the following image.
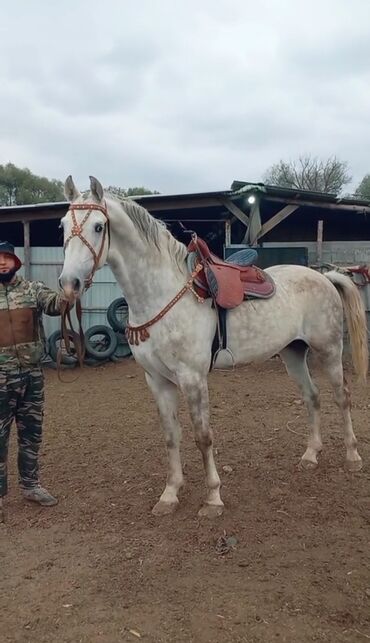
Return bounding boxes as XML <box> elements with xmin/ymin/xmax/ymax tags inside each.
<box><xmin>219</xmin><ymin>197</ymin><xmax>249</xmax><ymax>227</ymax></box>
<box><xmin>257</xmin><ymin>205</ymin><xmax>298</xmax><ymax>241</ymax></box>
<box><xmin>23</xmin><ymin>220</ymin><xmax>31</xmax><ymax>280</ymax></box>
<box><xmin>225</xmin><ymin>219</ymin><xmax>231</xmax><ymax>247</ymax></box>
<box><xmin>316</xmin><ymin>220</ymin><xmax>323</xmax><ymax>263</ymax></box>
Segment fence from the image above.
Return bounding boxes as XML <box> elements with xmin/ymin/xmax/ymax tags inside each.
<box><xmin>263</xmin><ymin>241</ymin><xmax>370</xmax><ymax>312</ymax></box>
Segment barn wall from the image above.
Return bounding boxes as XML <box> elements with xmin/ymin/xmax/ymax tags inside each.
<box><xmin>262</xmin><ymin>240</ymin><xmax>370</xmax><ymax>266</ymax></box>
<box><xmin>263</xmin><ymin>240</ymin><xmax>370</xmax><ymax>312</ymax></box>
<box><xmin>15</xmin><ymin>247</ymin><xmax>121</xmax><ymax>338</ymax></box>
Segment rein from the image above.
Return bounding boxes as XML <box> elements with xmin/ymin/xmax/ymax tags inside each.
<box><xmin>57</xmin><ymin>298</ymin><xmax>85</xmax><ymax>383</ymax></box>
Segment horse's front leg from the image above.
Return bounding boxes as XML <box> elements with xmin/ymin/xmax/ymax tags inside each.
<box><xmin>145</xmin><ymin>372</ymin><xmax>184</xmax><ymax>515</ymax></box>
<box><xmin>180</xmin><ymin>374</ymin><xmax>224</xmax><ymax>518</ymax></box>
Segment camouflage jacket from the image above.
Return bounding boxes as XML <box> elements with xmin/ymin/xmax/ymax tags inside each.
<box><xmin>0</xmin><ymin>277</ymin><xmax>64</xmax><ymax>370</ymax></box>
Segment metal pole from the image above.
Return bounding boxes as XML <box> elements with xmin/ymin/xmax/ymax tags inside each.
<box><xmin>225</xmin><ymin>219</ymin><xmax>231</xmax><ymax>246</ymax></box>
<box><xmin>23</xmin><ymin>220</ymin><xmax>31</xmax><ymax>279</ymax></box>
<box><xmin>316</xmin><ymin>220</ymin><xmax>323</xmax><ymax>263</ymax></box>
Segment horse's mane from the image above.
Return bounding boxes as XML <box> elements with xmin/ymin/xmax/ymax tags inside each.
<box><xmin>105</xmin><ymin>191</ymin><xmax>188</xmax><ymax>269</ymax></box>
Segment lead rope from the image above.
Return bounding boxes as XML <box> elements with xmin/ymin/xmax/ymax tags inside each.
<box><xmin>57</xmin><ymin>299</ymin><xmax>85</xmax><ymax>383</ymax></box>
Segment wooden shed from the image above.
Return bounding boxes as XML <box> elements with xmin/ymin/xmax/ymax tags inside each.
<box><xmin>1</xmin><ymin>182</ymin><xmax>370</xmax><ymax>336</ymax></box>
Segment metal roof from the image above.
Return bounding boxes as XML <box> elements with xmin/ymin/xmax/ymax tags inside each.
<box><xmin>1</xmin><ymin>181</ymin><xmax>370</xmax><ymax>224</ymax></box>
<box><xmin>0</xmin><ymin>188</ymin><xmax>233</xmax><ymax>213</ymax></box>
<box><xmin>231</xmin><ymin>180</ymin><xmax>370</xmax><ymax>208</ymax></box>
<box><xmin>0</xmin><ymin>189</ymin><xmax>235</xmax><ymax>224</ymax></box>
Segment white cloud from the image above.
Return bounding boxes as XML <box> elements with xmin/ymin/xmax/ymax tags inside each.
<box><xmin>0</xmin><ymin>0</ymin><xmax>369</xmax><ymax>193</ymax></box>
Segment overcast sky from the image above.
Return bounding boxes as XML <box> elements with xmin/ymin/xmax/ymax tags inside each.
<box><xmin>0</xmin><ymin>0</ymin><xmax>369</xmax><ymax>194</ymax></box>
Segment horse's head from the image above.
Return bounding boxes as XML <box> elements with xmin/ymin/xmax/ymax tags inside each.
<box><xmin>59</xmin><ymin>175</ymin><xmax>110</xmax><ymax>299</ymax></box>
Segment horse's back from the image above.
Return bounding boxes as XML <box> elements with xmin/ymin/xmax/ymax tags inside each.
<box><xmin>266</xmin><ymin>264</ymin><xmax>341</xmax><ymax>300</ymax></box>
<box><xmin>223</xmin><ymin>263</ymin><xmax>343</xmax><ymax>365</ymax></box>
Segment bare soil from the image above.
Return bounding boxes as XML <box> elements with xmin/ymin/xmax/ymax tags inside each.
<box><xmin>1</xmin><ymin>357</ymin><xmax>370</xmax><ymax>643</ymax></box>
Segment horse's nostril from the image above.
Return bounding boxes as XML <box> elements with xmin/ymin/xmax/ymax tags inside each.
<box><xmin>72</xmin><ymin>278</ymin><xmax>81</xmax><ymax>291</ymax></box>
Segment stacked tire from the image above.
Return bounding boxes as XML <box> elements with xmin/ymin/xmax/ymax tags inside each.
<box><xmin>107</xmin><ymin>297</ymin><xmax>129</xmax><ymax>333</ymax></box>
<box><xmin>47</xmin><ymin>296</ymin><xmax>131</xmax><ymax>367</ymax></box>
<box><xmin>48</xmin><ymin>329</ymin><xmax>80</xmax><ymax>366</ymax></box>
<box><xmin>106</xmin><ymin>297</ymin><xmax>132</xmax><ymax>359</ymax></box>
<box><xmin>84</xmin><ymin>325</ymin><xmax>118</xmax><ymax>361</ymax></box>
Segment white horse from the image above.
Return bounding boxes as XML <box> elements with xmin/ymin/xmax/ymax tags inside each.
<box><xmin>59</xmin><ymin>176</ymin><xmax>368</xmax><ymax>518</ymax></box>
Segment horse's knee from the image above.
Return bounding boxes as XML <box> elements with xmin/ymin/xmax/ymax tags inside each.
<box><xmin>343</xmin><ymin>381</ymin><xmax>352</xmax><ymax>409</ymax></box>
<box><xmin>165</xmin><ymin>436</ymin><xmax>175</xmax><ymax>449</ymax></box>
<box><xmin>195</xmin><ymin>432</ymin><xmax>213</xmax><ymax>450</ymax></box>
<box><xmin>304</xmin><ymin>390</ymin><xmax>320</xmax><ymax>410</ymax></box>
<box><xmin>333</xmin><ymin>384</ymin><xmax>351</xmax><ymax>410</ymax></box>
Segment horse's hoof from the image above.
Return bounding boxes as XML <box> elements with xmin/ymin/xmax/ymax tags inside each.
<box><xmin>152</xmin><ymin>500</ymin><xmax>179</xmax><ymax>516</ymax></box>
<box><xmin>198</xmin><ymin>503</ymin><xmax>224</xmax><ymax>518</ymax></box>
<box><xmin>346</xmin><ymin>458</ymin><xmax>363</xmax><ymax>472</ymax></box>
<box><xmin>299</xmin><ymin>458</ymin><xmax>318</xmax><ymax>471</ymax></box>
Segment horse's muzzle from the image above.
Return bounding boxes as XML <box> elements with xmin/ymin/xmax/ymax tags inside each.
<box><xmin>59</xmin><ymin>274</ymin><xmax>83</xmax><ymax>300</ymax></box>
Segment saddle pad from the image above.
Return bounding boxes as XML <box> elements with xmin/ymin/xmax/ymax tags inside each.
<box><xmin>241</xmin><ymin>270</ymin><xmax>276</xmax><ymax>298</ymax></box>
<box><xmin>225</xmin><ymin>248</ymin><xmax>258</xmax><ymax>266</ymax></box>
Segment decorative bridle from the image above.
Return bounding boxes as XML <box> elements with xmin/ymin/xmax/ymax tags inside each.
<box><xmin>63</xmin><ymin>201</ymin><xmax>110</xmax><ymax>289</ymax></box>
<box><xmin>58</xmin><ymin>201</ymin><xmax>110</xmax><ymax>381</ymax></box>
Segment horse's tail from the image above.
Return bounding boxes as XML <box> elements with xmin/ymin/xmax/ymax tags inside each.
<box><xmin>324</xmin><ymin>271</ymin><xmax>368</xmax><ymax>382</ymax></box>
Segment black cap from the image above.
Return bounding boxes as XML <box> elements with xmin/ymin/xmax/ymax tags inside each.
<box><xmin>0</xmin><ymin>241</ymin><xmax>22</xmax><ymax>270</ymax></box>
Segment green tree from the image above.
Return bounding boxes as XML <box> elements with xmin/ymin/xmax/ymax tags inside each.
<box><xmin>106</xmin><ymin>185</ymin><xmax>160</xmax><ymax>198</ymax></box>
<box><xmin>264</xmin><ymin>155</ymin><xmax>351</xmax><ymax>195</ymax></box>
<box><xmin>0</xmin><ymin>163</ymin><xmax>65</xmax><ymax>205</ymax></box>
<box><xmin>354</xmin><ymin>174</ymin><xmax>370</xmax><ymax>200</ymax></box>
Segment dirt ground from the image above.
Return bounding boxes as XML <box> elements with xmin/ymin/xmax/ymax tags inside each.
<box><xmin>1</xmin><ymin>356</ymin><xmax>370</xmax><ymax>643</ymax></box>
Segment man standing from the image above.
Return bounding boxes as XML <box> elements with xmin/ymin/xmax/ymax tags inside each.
<box><xmin>0</xmin><ymin>240</ymin><xmax>65</xmax><ymax>521</ymax></box>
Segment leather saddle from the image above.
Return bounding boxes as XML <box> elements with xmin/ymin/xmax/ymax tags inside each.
<box><xmin>187</xmin><ymin>236</ymin><xmax>275</xmax><ymax>309</ymax></box>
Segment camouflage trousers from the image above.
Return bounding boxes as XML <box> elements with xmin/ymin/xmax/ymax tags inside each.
<box><xmin>0</xmin><ymin>368</ymin><xmax>44</xmax><ymax>496</ymax></box>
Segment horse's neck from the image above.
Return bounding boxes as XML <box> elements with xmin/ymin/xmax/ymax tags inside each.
<box><xmin>108</xmin><ymin>240</ymin><xmax>188</xmax><ymax>323</ymax></box>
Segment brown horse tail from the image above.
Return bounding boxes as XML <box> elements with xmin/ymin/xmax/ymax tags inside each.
<box><xmin>324</xmin><ymin>271</ymin><xmax>368</xmax><ymax>383</ymax></box>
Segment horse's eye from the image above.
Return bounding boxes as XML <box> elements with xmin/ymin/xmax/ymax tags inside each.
<box><xmin>95</xmin><ymin>223</ymin><xmax>103</xmax><ymax>233</ymax></box>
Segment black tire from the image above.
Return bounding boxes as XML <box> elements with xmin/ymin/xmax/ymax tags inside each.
<box><xmin>114</xmin><ymin>334</ymin><xmax>132</xmax><ymax>358</ymax></box>
<box><xmin>107</xmin><ymin>297</ymin><xmax>129</xmax><ymax>333</ymax></box>
<box><xmin>48</xmin><ymin>330</ymin><xmax>79</xmax><ymax>365</ymax></box>
<box><xmin>84</xmin><ymin>325</ymin><xmax>118</xmax><ymax>361</ymax></box>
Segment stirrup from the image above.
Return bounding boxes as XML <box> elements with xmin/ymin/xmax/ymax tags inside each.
<box><xmin>212</xmin><ymin>346</ymin><xmax>236</xmax><ymax>370</ymax></box>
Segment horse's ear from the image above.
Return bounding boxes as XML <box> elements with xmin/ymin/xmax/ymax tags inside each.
<box><xmin>64</xmin><ymin>175</ymin><xmax>80</xmax><ymax>202</ymax></box>
<box><xmin>89</xmin><ymin>176</ymin><xmax>104</xmax><ymax>202</ymax></box>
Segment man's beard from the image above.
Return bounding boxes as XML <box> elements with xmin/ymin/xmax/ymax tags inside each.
<box><xmin>0</xmin><ymin>268</ymin><xmax>17</xmax><ymax>283</ymax></box>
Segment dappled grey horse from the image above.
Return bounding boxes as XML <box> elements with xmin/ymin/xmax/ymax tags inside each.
<box><xmin>59</xmin><ymin>176</ymin><xmax>368</xmax><ymax>518</ymax></box>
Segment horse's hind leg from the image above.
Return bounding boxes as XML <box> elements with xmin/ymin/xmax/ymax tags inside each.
<box><xmin>320</xmin><ymin>348</ymin><xmax>362</xmax><ymax>471</ymax></box>
<box><xmin>280</xmin><ymin>341</ymin><xmax>322</xmax><ymax>469</ymax></box>
<box><xmin>145</xmin><ymin>372</ymin><xmax>184</xmax><ymax>515</ymax></box>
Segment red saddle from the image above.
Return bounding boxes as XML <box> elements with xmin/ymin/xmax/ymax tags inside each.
<box><xmin>187</xmin><ymin>236</ymin><xmax>275</xmax><ymax>309</ymax></box>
